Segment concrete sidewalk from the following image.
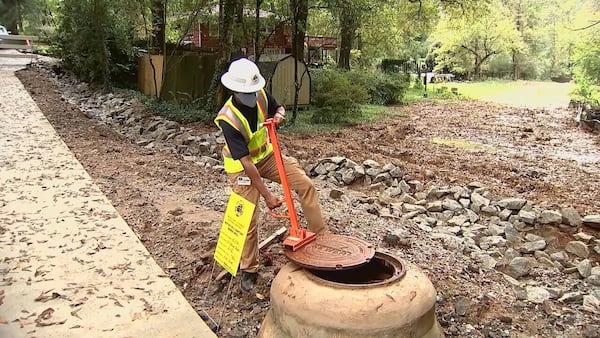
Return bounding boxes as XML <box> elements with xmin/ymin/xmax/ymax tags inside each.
<box><xmin>0</xmin><ymin>69</ymin><xmax>216</xmax><ymax>337</ymax></box>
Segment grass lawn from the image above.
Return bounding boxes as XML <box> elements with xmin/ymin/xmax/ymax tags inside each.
<box><xmin>272</xmin><ymin>80</ymin><xmax>577</xmax><ymax>134</ymax></box>
<box><xmin>428</xmin><ymin>80</ymin><xmax>575</xmax><ymax>109</ymax></box>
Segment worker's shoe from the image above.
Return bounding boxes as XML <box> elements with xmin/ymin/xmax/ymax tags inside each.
<box><xmin>240</xmin><ymin>271</ymin><xmax>258</xmax><ymax>292</ymax></box>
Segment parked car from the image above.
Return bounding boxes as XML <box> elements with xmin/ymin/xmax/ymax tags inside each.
<box><xmin>0</xmin><ymin>25</ymin><xmax>9</xmax><ymax>44</ymax></box>
<box><xmin>0</xmin><ymin>25</ymin><xmax>32</xmax><ymax>52</ymax></box>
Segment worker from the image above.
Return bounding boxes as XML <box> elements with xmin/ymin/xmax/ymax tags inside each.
<box><xmin>214</xmin><ymin>57</ymin><xmax>329</xmax><ymax>292</ymax></box>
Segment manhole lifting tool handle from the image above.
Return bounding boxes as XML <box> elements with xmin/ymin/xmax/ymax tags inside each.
<box><xmin>263</xmin><ymin>119</ymin><xmax>316</xmax><ymax>251</ymax></box>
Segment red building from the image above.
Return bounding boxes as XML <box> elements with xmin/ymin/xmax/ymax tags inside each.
<box><xmin>189</xmin><ymin>21</ymin><xmax>337</xmax><ymax>65</ymax></box>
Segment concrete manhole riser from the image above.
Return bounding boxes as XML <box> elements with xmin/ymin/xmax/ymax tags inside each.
<box><xmin>259</xmin><ymin>253</ymin><xmax>444</xmax><ymax>338</ymax></box>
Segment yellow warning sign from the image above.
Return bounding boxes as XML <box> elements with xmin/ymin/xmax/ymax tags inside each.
<box><xmin>214</xmin><ymin>192</ymin><xmax>255</xmax><ymax>276</ymax></box>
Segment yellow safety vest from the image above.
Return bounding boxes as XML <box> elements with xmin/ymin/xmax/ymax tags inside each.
<box><xmin>214</xmin><ymin>89</ymin><xmax>273</xmax><ymax>173</ymax></box>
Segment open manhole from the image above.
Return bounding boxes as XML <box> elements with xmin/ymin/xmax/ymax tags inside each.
<box><xmin>305</xmin><ymin>251</ymin><xmax>406</xmax><ymax>289</ymax></box>
<box><xmin>259</xmin><ymin>252</ymin><xmax>443</xmax><ymax>337</ymax></box>
<box><xmin>284</xmin><ymin>234</ymin><xmax>375</xmax><ymax>270</ymax></box>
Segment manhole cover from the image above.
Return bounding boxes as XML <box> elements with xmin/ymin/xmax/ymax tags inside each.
<box><xmin>285</xmin><ymin>234</ymin><xmax>375</xmax><ymax>271</ymax></box>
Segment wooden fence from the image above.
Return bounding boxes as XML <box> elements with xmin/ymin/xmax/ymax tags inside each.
<box><xmin>138</xmin><ymin>53</ymin><xmax>218</xmax><ymax>102</ymax></box>
<box><xmin>139</xmin><ymin>53</ymin><xmax>311</xmax><ymax>107</ymax></box>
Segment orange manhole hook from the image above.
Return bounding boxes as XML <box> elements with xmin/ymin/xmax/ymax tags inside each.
<box><xmin>262</xmin><ymin>119</ymin><xmax>316</xmax><ymax>251</ymax></box>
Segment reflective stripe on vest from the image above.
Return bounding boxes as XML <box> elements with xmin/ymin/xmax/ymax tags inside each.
<box><xmin>214</xmin><ymin>89</ymin><xmax>272</xmax><ymax>173</ymax></box>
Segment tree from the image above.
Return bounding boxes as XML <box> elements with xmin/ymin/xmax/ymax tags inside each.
<box><xmin>290</xmin><ymin>0</ymin><xmax>308</xmax><ymax>59</ymax></box>
<box><xmin>570</xmin><ymin>0</ymin><xmax>600</xmax><ymax>105</ymax></box>
<box><xmin>0</xmin><ymin>0</ymin><xmax>21</xmax><ymax>34</ymax></box>
<box><xmin>0</xmin><ymin>0</ymin><xmax>59</xmax><ymax>37</ymax></box>
<box><xmin>205</xmin><ymin>0</ymin><xmax>245</xmax><ymax>108</ymax></box>
<box><xmin>58</xmin><ymin>0</ymin><xmax>110</xmax><ymax>86</ymax></box>
<box><xmin>431</xmin><ymin>1</ymin><xmax>524</xmax><ymax>79</ymax></box>
<box><xmin>57</xmin><ymin>0</ymin><xmax>139</xmax><ymax>87</ymax></box>
<box><xmin>336</xmin><ymin>1</ymin><xmax>360</xmax><ymax>69</ymax></box>
<box><xmin>151</xmin><ymin>0</ymin><xmax>167</xmax><ymax>54</ymax></box>
<box><xmin>308</xmin><ymin>0</ymin><xmax>372</xmax><ymax>69</ymax></box>
<box><xmin>359</xmin><ymin>0</ymin><xmax>438</xmax><ymax>67</ymax></box>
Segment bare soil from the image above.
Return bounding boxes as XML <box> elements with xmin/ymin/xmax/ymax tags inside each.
<box><xmin>15</xmin><ymin>67</ymin><xmax>600</xmax><ymax>337</ymax></box>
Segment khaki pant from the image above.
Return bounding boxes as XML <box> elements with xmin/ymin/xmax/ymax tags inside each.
<box><xmin>228</xmin><ymin>153</ymin><xmax>327</xmax><ymax>273</ymax></box>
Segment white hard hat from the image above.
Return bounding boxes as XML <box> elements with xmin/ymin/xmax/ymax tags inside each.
<box><xmin>221</xmin><ymin>58</ymin><xmax>266</xmax><ymax>93</ymax></box>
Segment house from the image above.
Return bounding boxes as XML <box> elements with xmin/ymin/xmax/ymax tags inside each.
<box><xmin>188</xmin><ymin>16</ymin><xmax>337</xmax><ymax>65</ymax></box>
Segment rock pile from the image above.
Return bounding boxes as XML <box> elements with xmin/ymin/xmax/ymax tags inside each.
<box><xmin>309</xmin><ymin>156</ymin><xmax>600</xmax><ymax>314</ymax></box>
<box><xmin>33</xmin><ymin>59</ymin><xmax>227</xmax><ymax>170</ymax></box>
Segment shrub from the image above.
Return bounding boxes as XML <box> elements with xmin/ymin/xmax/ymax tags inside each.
<box><xmin>118</xmin><ymin>89</ymin><xmax>213</xmax><ymax>123</ymax></box>
<box><xmin>380</xmin><ymin>59</ymin><xmax>412</xmax><ymax>73</ymax></box>
<box><xmin>345</xmin><ymin>70</ymin><xmax>409</xmax><ymax>105</ymax></box>
<box><xmin>310</xmin><ymin>69</ymin><xmax>369</xmax><ymax>124</ymax></box>
<box><xmin>571</xmin><ymin>77</ymin><xmax>600</xmax><ymax>108</ymax></box>
<box><xmin>56</xmin><ymin>0</ymin><xmax>138</xmax><ymax>88</ymax></box>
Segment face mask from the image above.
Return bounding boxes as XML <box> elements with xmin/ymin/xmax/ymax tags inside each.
<box><xmin>234</xmin><ymin>92</ymin><xmax>258</xmax><ymax>107</ymax></box>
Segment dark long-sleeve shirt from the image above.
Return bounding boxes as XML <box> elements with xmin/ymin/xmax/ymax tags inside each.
<box><xmin>219</xmin><ymin>90</ymin><xmax>281</xmax><ymax>160</ymax></box>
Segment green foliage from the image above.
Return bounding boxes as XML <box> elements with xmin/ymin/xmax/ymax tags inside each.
<box><xmin>345</xmin><ymin>70</ymin><xmax>409</xmax><ymax>105</ymax></box>
<box><xmin>571</xmin><ymin>79</ymin><xmax>600</xmax><ymax>107</ymax></box>
<box><xmin>308</xmin><ymin>67</ymin><xmax>409</xmax><ymax>124</ymax></box>
<box><xmin>0</xmin><ymin>0</ymin><xmax>59</xmax><ymax>36</ymax></box>
<box><xmin>487</xmin><ymin>54</ymin><xmax>514</xmax><ymax>79</ymax></box>
<box><xmin>282</xmin><ymin>109</ymin><xmax>345</xmax><ymax>133</ymax></box>
<box><xmin>380</xmin><ymin>59</ymin><xmax>411</xmax><ymax>73</ymax></box>
<box><xmin>310</xmin><ymin>68</ymin><xmax>369</xmax><ymax>124</ymax></box>
<box><xmin>431</xmin><ymin>0</ymin><xmax>524</xmax><ymax>80</ymax></box>
<box><xmin>56</xmin><ymin>0</ymin><xmax>139</xmax><ymax>88</ymax></box>
<box><xmin>358</xmin><ymin>0</ymin><xmax>439</xmax><ymax>63</ymax></box>
<box><xmin>144</xmin><ymin>98</ymin><xmax>213</xmax><ymax>123</ymax></box>
<box><xmin>56</xmin><ymin>0</ymin><xmax>108</xmax><ymax>86</ymax></box>
<box><xmin>118</xmin><ymin>88</ymin><xmax>213</xmax><ymax>123</ymax></box>
<box><xmin>569</xmin><ymin>1</ymin><xmax>600</xmax><ymax>106</ymax></box>
<box><xmin>572</xmin><ymin>42</ymin><xmax>600</xmax><ymax>107</ymax></box>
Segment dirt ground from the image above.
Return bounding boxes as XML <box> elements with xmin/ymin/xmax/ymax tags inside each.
<box><xmin>15</xmin><ymin>67</ymin><xmax>600</xmax><ymax>337</ymax></box>
<box><xmin>283</xmin><ymin>102</ymin><xmax>600</xmax><ymax>214</ymax></box>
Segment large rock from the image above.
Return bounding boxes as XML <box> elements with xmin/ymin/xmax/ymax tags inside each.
<box><xmin>561</xmin><ymin>207</ymin><xmax>582</xmax><ymax>227</ymax></box>
<box><xmin>577</xmin><ymin>259</ymin><xmax>592</xmax><ymax>278</ymax></box>
<box><xmin>442</xmin><ymin>198</ymin><xmax>463</xmax><ymax>211</ymax></box>
<box><xmin>583</xmin><ymin>215</ymin><xmax>600</xmax><ymax>229</ymax></box>
<box><xmin>538</xmin><ymin>210</ymin><xmax>562</xmax><ymax>225</ymax></box>
<box><xmin>507</xmin><ymin>257</ymin><xmax>532</xmax><ymax>278</ymax></box>
<box><xmin>362</xmin><ymin>159</ymin><xmax>380</xmax><ymax>168</ymax></box>
<box><xmin>470</xmin><ymin>192</ymin><xmax>490</xmax><ymax>211</ymax></box>
<box><xmin>565</xmin><ymin>241</ymin><xmax>590</xmax><ymax>258</ymax></box>
<box><xmin>497</xmin><ymin>198</ymin><xmax>527</xmax><ymax>210</ymax></box>
<box><xmin>518</xmin><ymin>210</ymin><xmax>537</xmax><ymax>224</ymax></box>
<box><xmin>525</xmin><ymin>287</ymin><xmax>551</xmax><ymax>304</ymax></box>
<box><xmin>520</xmin><ymin>239</ymin><xmax>547</xmax><ymax>253</ymax></box>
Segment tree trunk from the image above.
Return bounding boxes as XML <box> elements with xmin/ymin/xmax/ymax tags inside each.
<box><xmin>150</xmin><ymin>0</ymin><xmax>166</xmax><ymax>54</ymax></box>
<box><xmin>288</xmin><ymin>0</ymin><xmax>308</xmax><ymax>124</ymax></box>
<box><xmin>512</xmin><ymin>50</ymin><xmax>520</xmax><ymax>80</ymax></box>
<box><xmin>208</xmin><ymin>0</ymin><xmax>242</xmax><ymax>109</ymax></box>
<box><xmin>338</xmin><ymin>9</ymin><xmax>356</xmax><ymax>70</ymax></box>
<box><xmin>290</xmin><ymin>0</ymin><xmax>308</xmax><ymax>60</ymax></box>
<box><xmin>474</xmin><ymin>57</ymin><xmax>482</xmax><ymax>80</ymax></box>
<box><xmin>512</xmin><ymin>0</ymin><xmax>524</xmax><ymax>80</ymax></box>
<box><xmin>253</xmin><ymin>0</ymin><xmax>263</xmax><ymax>58</ymax></box>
